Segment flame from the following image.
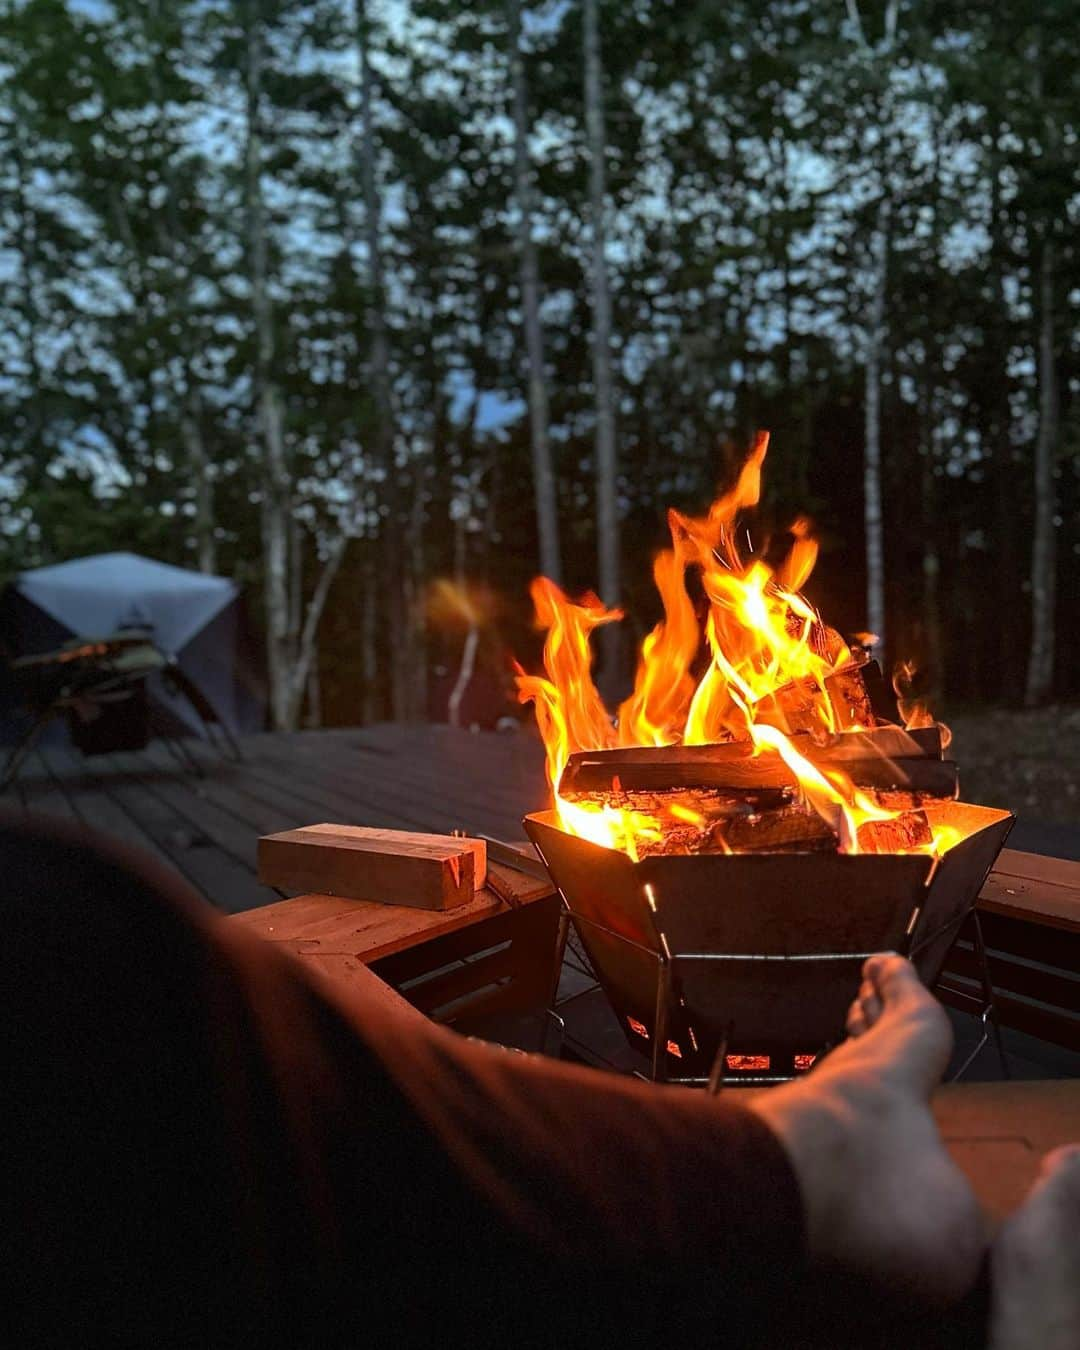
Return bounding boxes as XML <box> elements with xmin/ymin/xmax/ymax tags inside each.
<box><xmin>893</xmin><ymin>659</ymin><xmax>952</xmax><ymax>750</ymax></box>
<box><xmin>517</xmin><ymin>435</ymin><xmax>955</xmax><ymax>858</ymax></box>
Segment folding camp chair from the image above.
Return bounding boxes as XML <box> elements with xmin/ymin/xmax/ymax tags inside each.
<box><xmin>1</xmin><ymin>633</ymin><xmax>241</xmax><ymax>793</ymax></box>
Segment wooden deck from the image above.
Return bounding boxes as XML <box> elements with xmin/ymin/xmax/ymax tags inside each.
<box><xmin>7</xmin><ymin>723</ymin><xmax>1080</xmax><ymax>1081</ymax></box>
<box><xmin>7</xmin><ymin>725</ymin><xmax>550</xmax><ymax>913</ymax></box>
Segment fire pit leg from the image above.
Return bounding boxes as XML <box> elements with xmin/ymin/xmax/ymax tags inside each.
<box><xmin>706</xmin><ymin>1023</ymin><xmax>733</xmax><ymax>1095</ymax></box>
<box><xmin>972</xmin><ymin>911</ymin><xmax>1011</xmax><ymax>1080</ymax></box>
<box><xmin>651</xmin><ymin>956</ymin><xmax>673</xmax><ymax>1084</ymax></box>
<box><xmin>946</xmin><ymin>912</ymin><xmax>1011</xmax><ymax>1081</ymax></box>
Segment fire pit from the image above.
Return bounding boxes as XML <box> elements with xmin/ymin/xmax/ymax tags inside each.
<box><xmin>515</xmin><ymin>434</ymin><xmax>1015</xmax><ymax>1083</ymax></box>
<box><xmin>526</xmin><ymin>801</ymin><xmax>1011</xmax><ymax>1082</ymax></box>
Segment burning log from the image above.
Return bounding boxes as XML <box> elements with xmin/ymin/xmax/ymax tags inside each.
<box><xmin>720</xmin><ymin>805</ymin><xmax>837</xmax><ymax>853</ymax></box>
<box><xmin>824</xmin><ymin>661</ymin><xmax>875</xmax><ymax>730</ymax></box>
<box><xmin>561</xmin><ymin>725</ymin><xmax>956</xmax><ymax>798</ymax></box>
<box><xmin>574</xmin><ymin>783</ymin><xmax>933</xmax><ymax>858</ymax></box>
<box><xmin>856</xmin><ymin>810</ymin><xmax>933</xmax><ymax>854</ymax></box>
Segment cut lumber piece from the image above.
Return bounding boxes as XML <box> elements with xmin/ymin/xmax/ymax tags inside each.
<box><xmin>301</xmin><ymin>823</ymin><xmax>486</xmax><ymax>887</ymax></box>
<box><xmin>484</xmin><ymin>859</ymin><xmax>554</xmax><ymax>908</ymax></box>
<box><xmin>257</xmin><ymin>825</ymin><xmax>487</xmax><ymax>911</ymax></box>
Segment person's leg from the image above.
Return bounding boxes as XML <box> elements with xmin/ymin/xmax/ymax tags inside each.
<box><xmin>750</xmin><ymin>954</ymin><xmax>985</xmax><ymax>1306</ymax></box>
<box><xmin>989</xmin><ymin>1146</ymin><xmax>1080</xmax><ymax>1350</ymax></box>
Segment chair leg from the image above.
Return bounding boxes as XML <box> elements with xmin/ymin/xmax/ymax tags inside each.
<box><xmin>1</xmin><ymin>706</ymin><xmax>57</xmax><ymax>793</ymax></box>
<box><xmin>150</xmin><ymin>712</ymin><xmax>204</xmax><ymax>779</ymax></box>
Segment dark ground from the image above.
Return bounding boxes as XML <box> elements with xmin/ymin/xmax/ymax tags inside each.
<box><xmin>949</xmin><ymin>707</ymin><xmax>1080</xmax><ymax>859</ymax></box>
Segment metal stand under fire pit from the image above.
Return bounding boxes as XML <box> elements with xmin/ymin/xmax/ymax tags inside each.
<box><xmin>525</xmin><ymin>803</ymin><xmax>1014</xmax><ymax>1087</ymax></box>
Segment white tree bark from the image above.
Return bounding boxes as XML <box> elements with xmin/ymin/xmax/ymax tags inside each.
<box><xmin>180</xmin><ymin>386</ymin><xmax>216</xmax><ymax>574</ymax></box>
<box><xmin>583</xmin><ymin>0</ymin><xmax>621</xmax><ymax>684</ymax></box>
<box><xmin>244</xmin><ymin>8</ymin><xmax>293</xmax><ymax>730</ymax></box>
<box><xmin>863</xmin><ymin>199</ymin><xmax>890</xmax><ymax>653</ymax></box>
<box><xmin>283</xmin><ymin>535</ymin><xmax>348</xmax><ymax>731</ymax></box>
<box><xmin>447</xmin><ymin>626</ymin><xmax>479</xmax><ymax>729</ymax></box>
<box><xmin>846</xmin><ymin>0</ymin><xmax>896</xmax><ymax>658</ymax></box>
<box><xmin>1024</xmin><ymin>236</ymin><xmax>1059</xmax><ymax>706</ymax></box>
<box><xmin>507</xmin><ymin>0</ymin><xmax>561</xmax><ymax>583</ymax></box>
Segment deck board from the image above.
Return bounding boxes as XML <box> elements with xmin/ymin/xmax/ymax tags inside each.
<box><xmin>6</xmin><ymin>725</ymin><xmax>546</xmax><ymax>911</ymax></box>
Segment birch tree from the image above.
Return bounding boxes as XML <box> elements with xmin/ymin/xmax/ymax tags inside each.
<box><xmin>240</xmin><ymin>0</ymin><xmax>357</xmax><ymax>729</ymax></box>
<box><xmin>354</xmin><ymin>0</ymin><xmax>412</xmax><ymax>718</ymax></box>
<box><xmin>507</xmin><ymin>0</ymin><xmax>561</xmax><ymax>583</ymax></box>
<box><xmin>583</xmin><ymin>0</ymin><xmax>620</xmax><ymax>683</ymax></box>
<box><xmin>1024</xmin><ymin>26</ymin><xmax>1062</xmax><ymax>708</ymax></box>
<box><xmin>844</xmin><ymin>0</ymin><xmax>899</xmax><ymax>657</ymax></box>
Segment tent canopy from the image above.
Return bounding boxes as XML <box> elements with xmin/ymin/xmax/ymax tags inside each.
<box><xmin>5</xmin><ymin>553</ymin><xmax>263</xmax><ymax>738</ymax></box>
<box><xmin>17</xmin><ymin>553</ymin><xmax>236</xmax><ymax>656</ymax></box>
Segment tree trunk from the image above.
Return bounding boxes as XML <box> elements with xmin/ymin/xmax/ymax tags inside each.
<box><xmin>920</xmin><ymin>389</ymin><xmax>943</xmax><ymax>709</ymax></box>
<box><xmin>180</xmin><ymin>387</ymin><xmax>216</xmax><ymax>574</ymax></box>
<box><xmin>407</xmin><ymin>456</ymin><xmax>427</xmax><ymax>720</ymax></box>
<box><xmin>148</xmin><ymin>0</ymin><xmax>216</xmax><ymax>574</ymax></box>
<box><xmin>244</xmin><ymin>5</ymin><xmax>293</xmax><ymax>730</ymax></box>
<box><xmin>283</xmin><ymin>536</ymin><xmax>348</xmax><ymax>731</ymax></box>
<box><xmin>507</xmin><ymin>0</ymin><xmax>561</xmax><ymax>583</ymax></box>
<box><xmin>1024</xmin><ymin>235</ymin><xmax>1059</xmax><ymax>706</ymax></box>
<box><xmin>863</xmin><ymin>199</ymin><xmax>890</xmax><ymax>656</ymax></box>
<box><xmin>989</xmin><ymin>138</ymin><xmax>1022</xmax><ymax>702</ymax></box>
<box><xmin>583</xmin><ymin>0</ymin><xmax>621</xmax><ymax>690</ymax></box>
<box><xmin>356</xmin><ymin>0</ymin><xmax>407</xmax><ymax>721</ymax></box>
<box><xmin>361</xmin><ymin>539</ymin><xmax>379</xmax><ymax>724</ymax></box>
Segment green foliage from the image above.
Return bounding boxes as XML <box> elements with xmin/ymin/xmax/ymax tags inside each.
<box><xmin>1</xmin><ymin>0</ymin><xmax>1077</xmax><ymax>716</ymax></box>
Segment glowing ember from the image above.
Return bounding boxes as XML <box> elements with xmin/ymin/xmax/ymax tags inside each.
<box><xmin>516</xmin><ymin>434</ymin><xmax>953</xmax><ymax>857</ymax></box>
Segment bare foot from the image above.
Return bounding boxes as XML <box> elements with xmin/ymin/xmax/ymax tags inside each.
<box><xmin>750</xmin><ymin>954</ymin><xmax>985</xmax><ymax>1306</ymax></box>
<box><xmin>990</xmin><ymin>1145</ymin><xmax>1080</xmax><ymax>1349</ymax></box>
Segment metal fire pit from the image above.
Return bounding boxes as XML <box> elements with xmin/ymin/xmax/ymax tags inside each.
<box><xmin>524</xmin><ymin>802</ymin><xmax>1013</xmax><ymax>1085</ymax></box>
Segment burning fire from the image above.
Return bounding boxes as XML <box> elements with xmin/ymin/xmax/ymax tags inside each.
<box><xmin>516</xmin><ymin>433</ymin><xmax>952</xmax><ymax>858</ymax></box>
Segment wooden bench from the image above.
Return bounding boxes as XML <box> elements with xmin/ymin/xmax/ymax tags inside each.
<box><xmin>231</xmin><ymin>856</ymin><xmax>563</xmax><ymax>1032</ymax></box>
<box><xmin>938</xmin><ymin>848</ymin><xmax>1080</xmax><ymax>1052</ymax></box>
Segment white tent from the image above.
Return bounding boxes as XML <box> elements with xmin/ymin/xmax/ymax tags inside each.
<box><xmin>5</xmin><ymin>553</ymin><xmax>262</xmax><ymax>738</ymax></box>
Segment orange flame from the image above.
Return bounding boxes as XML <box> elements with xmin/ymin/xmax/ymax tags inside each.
<box><xmin>517</xmin><ymin>434</ymin><xmax>955</xmax><ymax>858</ymax></box>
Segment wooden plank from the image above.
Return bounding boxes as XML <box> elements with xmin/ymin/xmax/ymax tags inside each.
<box><xmin>250</xmin><ymin>735</ymin><xmax>529</xmax><ymax>840</ymax></box>
<box><xmin>979</xmin><ymin>871</ymin><xmax>1080</xmax><ymax>934</ymax></box>
<box><xmin>935</xmin><ymin>1081</ymin><xmax>1080</xmax><ymax>1227</ymax></box>
<box><xmin>937</xmin><ymin>976</ymin><xmax>1080</xmax><ymax>1052</ymax></box>
<box><xmin>188</xmin><ymin>743</ymin><xmax>430</xmax><ymax>837</ymax></box>
<box><xmin>40</xmin><ymin>747</ymin><xmax>166</xmax><ymax>857</ymax></box>
<box><xmin>993</xmin><ymin>848</ymin><xmax>1080</xmax><ymax>890</ymax></box>
<box><xmin>484</xmin><ymin>859</ymin><xmax>553</xmax><ymax>907</ymax></box>
<box><xmin>729</xmin><ymin>1080</ymin><xmax>1080</xmax><ymax>1227</ymax></box>
<box><xmin>98</xmin><ymin>750</ymin><xmax>276</xmax><ymax>913</ymax></box>
<box><xmin>257</xmin><ymin>727</ymin><xmax>543</xmax><ymax>833</ymax></box>
<box><xmin>300</xmin><ymin>824</ymin><xmax>487</xmax><ymax>887</ymax></box>
<box><xmin>944</xmin><ymin>942</ymin><xmax>1080</xmax><ymax>1016</ymax></box>
<box><xmin>398</xmin><ymin>944</ymin><xmax>520</xmax><ymax>1016</ymax></box>
<box><xmin>976</xmin><ymin>911</ymin><xmax>1080</xmax><ymax>973</ymax></box>
<box><xmin>257</xmin><ymin>825</ymin><xmax>483</xmax><ymax>911</ymax></box>
<box><xmin>289</xmin><ymin>952</ymin><xmax>429</xmax><ymax>1023</ymax></box>
<box><xmin>242</xmin><ymin>740</ymin><xmax>482</xmax><ymax>835</ymax></box>
<box><xmin>231</xmin><ymin>887</ymin><xmax>506</xmax><ymax>964</ymax></box>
